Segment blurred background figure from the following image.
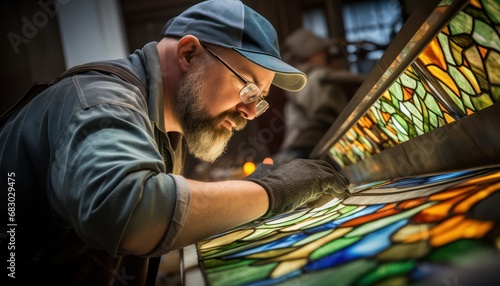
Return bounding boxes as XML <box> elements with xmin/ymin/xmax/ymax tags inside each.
<box><xmin>273</xmin><ymin>28</ymin><xmax>350</xmax><ymax>164</ymax></box>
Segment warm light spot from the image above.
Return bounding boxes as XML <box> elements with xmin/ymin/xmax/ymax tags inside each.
<box><xmin>243</xmin><ymin>161</ymin><xmax>256</xmax><ymax>176</ymax></box>
<box><xmin>262</xmin><ymin>157</ymin><xmax>274</xmax><ymax>165</ymax></box>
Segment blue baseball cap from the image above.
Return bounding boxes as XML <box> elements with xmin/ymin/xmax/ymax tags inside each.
<box><xmin>161</xmin><ymin>0</ymin><xmax>307</xmax><ymax>92</ymax></box>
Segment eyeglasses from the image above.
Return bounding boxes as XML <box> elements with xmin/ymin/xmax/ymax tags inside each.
<box><xmin>202</xmin><ymin>45</ymin><xmax>269</xmax><ymax>117</ymax></box>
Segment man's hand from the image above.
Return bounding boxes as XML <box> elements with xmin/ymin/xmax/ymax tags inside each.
<box><xmin>245</xmin><ymin>159</ymin><xmax>350</xmax><ymax>218</ymax></box>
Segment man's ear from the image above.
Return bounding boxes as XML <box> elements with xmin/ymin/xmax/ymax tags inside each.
<box><xmin>176</xmin><ymin>35</ymin><xmax>203</xmax><ymax>72</ymax></box>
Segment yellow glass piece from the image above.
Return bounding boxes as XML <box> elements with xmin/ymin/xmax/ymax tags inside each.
<box><xmin>281</xmin><ymin>213</ymin><xmax>339</xmax><ymax>232</ymax></box>
<box><xmin>430</xmin><ymin>216</ymin><xmax>494</xmax><ymax>246</ymax></box>
<box><xmin>469</xmin><ymin>0</ymin><xmax>482</xmax><ymax>8</ymax></box>
<box><xmin>418</xmin><ymin>194</ymin><xmax>468</xmax><ymax>222</ymax></box>
<box><xmin>398</xmin><ymin>197</ymin><xmax>427</xmax><ymax>209</ymax></box>
<box><xmin>405</xmin><ymin>215</ymin><xmax>494</xmax><ymax>246</ymax></box>
<box><xmin>382</xmin><ymin>90</ymin><xmax>392</xmax><ymax>100</ymax></box>
<box><xmin>427</xmin><ymin>66</ymin><xmax>460</xmax><ymax>96</ymax></box>
<box><xmin>266</xmin><ymin>210</ymin><xmax>309</xmax><ymax>225</ymax></box>
<box><xmin>443</xmin><ymin>112</ymin><xmax>456</xmax><ymax>123</ymax></box>
<box><xmin>393</xmin><ymin>224</ymin><xmax>432</xmax><ymax>242</ymax></box>
<box><xmin>419</xmin><ymin>39</ymin><xmax>447</xmax><ymax>70</ymax></box>
<box><xmin>378</xmin><ymin>203</ymin><xmax>398</xmax><ymax>212</ymax></box>
<box><xmin>454</xmin><ymin>182</ymin><xmax>500</xmax><ymax>213</ymax></box>
<box><xmin>458</xmin><ymin>65</ymin><xmax>481</xmax><ymax>94</ymax></box>
<box><xmin>271</xmin><ymin>259</ymin><xmax>308</xmax><ymax>279</ymax></box>
<box><xmin>243</xmin><ymin>228</ymin><xmax>276</xmax><ymax>241</ymax></box>
<box><xmin>429</xmin><ymin>187</ymin><xmax>473</xmax><ymax>200</ymax></box>
<box><xmin>459</xmin><ymin>171</ymin><xmax>500</xmax><ymax>185</ymax></box>
<box><xmin>199</xmin><ymin>229</ymin><xmax>255</xmax><ymax>250</ymax></box>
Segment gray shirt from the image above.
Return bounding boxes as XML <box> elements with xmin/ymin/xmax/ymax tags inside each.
<box><xmin>0</xmin><ymin>42</ymin><xmax>190</xmax><ymax>264</ymax></box>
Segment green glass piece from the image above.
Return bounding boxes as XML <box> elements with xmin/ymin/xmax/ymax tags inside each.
<box><xmin>381</xmin><ymin>99</ymin><xmax>397</xmax><ymax>114</ymax></box>
<box><xmin>461</xmin><ymin>90</ymin><xmax>475</xmax><ymax>111</ymax></box>
<box><xmin>280</xmin><ymin>259</ymin><xmax>376</xmax><ymax>286</ymax></box>
<box><xmin>293</xmin><ymin>230</ymin><xmax>332</xmax><ymax>247</ymax></box>
<box><xmin>492</xmin><ymin>86</ymin><xmax>500</xmax><ymax>102</ymax></box>
<box><xmin>392</xmin><ymin>113</ymin><xmax>409</xmax><ymax>135</ymax></box>
<box><xmin>377</xmin><ymin>241</ymin><xmax>430</xmax><ymax>260</ymax></box>
<box><xmin>413</xmin><ymin>117</ymin><xmax>425</xmax><ymax>135</ymax></box>
<box><xmin>449</xmin><ymin>11</ymin><xmax>473</xmax><ymax>35</ymax></box>
<box><xmin>449</xmin><ymin>65</ymin><xmax>476</xmax><ymax>95</ymax></box>
<box><xmin>438</xmin><ymin>33</ymin><xmax>455</xmax><ymax>65</ymax></box>
<box><xmin>464</xmin><ymin>46</ymin><xmax>489</xmax><ymax>91</ymax></box>
<box><xmin>373</xmin><ymin>276</ymin><xmax>408</xmax><ymax>286</ymax></box>
<box><xmin>483</xmin><ymin>0</ymin><xmax>500</xmax><ymax>24</ymax></box>
<box><xmin>310</xmin><ymin>236</ymin><xmax>362</xmax><ymax>260</ymax></box>
<box><xmin>451</xmin><ymin>34</ymin><xmax>474</xmax><ymax>49</ymax></box>
<box><xmin>403</xmin><ymin>101</ymin><xmax>424</xmax><ymax>122</ymax></box>
<box><xmin>243</xmin><ymin>228</ymin><xmax>276</xmax><ymax>241</ymax></box>
<box><xmin>439</xmin><ymin>82</ymin><xmax>466</xmax><ymax>113</ymax></box>
<box><xmin>338</xmin><ymin>205</ymin><xmax>361</xmax><ymax>216</ymax></box>
<box><xmin>486</xmin><ymin>51</ymin><xmax>500</xmax><ymax>85</ymax></box>
<box><xmin>414</xmin><ymin>83</ymin><xmax>426</xmax><ymax>112</ymax></box>
<box><xmin>428</xmin><ymin>111</ymin><xmax>439</xmax><ymax>128</ymax></box>
<box><xmin>471</xmin><ymin>92</ymin><xmax>495</xmax><ymax>110</ymax></box>
<box><xmin>400</xmin><ymin>72</ymin><xmax>417</xmax><ymax>89</ymax></box>
<box><xmin>399</xmin><ymin>102</ymin><xmax>412</xmax><ymax>120</ymax></box>
<box><xmin>389</xmin><ymin>80</ymin><xmax>404</xmax><ymax>102</ymax></box>
<box><xmin>429</xmin><ymin>240</ymin><xmax>493</xmax><ymax>267</ymax></box>
<box><xmin>307</xmin><ymin>213</ymin><xmax>341</xmax><ymax>229</ymax></box>
<box><xmin>203</xmin><ymin>258</ymin><xmax>256</xmax><ymax>272</ymax></box>
<box><xmin>206</xmin><ymin>261</ymin><xmax>277</xmax><ymax>286</ymax></box>
<box><xmin>422</xmin><ymin>91</ymin><xmax>443</xmax><ymax>115</ymax></box>
<box><xmin>358</xmin><ymin>261</ymin><xmax>416</xmax><ymax>286</ymax></box>
<box><xmin>473</xmin><ymin>19</ymin><xmax>500</xmax><ymax>51</ymax></box>
<box><xmin>265</xmin><ymin>211</ymin><xmax>311</xmax><ymax>227</ymax></box>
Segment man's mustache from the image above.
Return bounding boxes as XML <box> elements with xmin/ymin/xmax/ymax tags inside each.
<box><xmin>219</xmin><ymin>111</ymin><xmax>247</xmax><ymax>131</ymax></box>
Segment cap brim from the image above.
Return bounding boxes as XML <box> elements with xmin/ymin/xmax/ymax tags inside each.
<box><xmin>234</xmin><ymin>49</ymin><xmax>307</xmax><ymax>92</ymax></box>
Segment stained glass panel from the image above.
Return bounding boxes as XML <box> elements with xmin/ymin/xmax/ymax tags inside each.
<box><xmin>197</xmin><ymin>168</ymin><xmax>500</xmax><ymax>285</ymax></box>
<box><xmin>327</xmin><ymin>0</ymin><xmax>500</xmax><ymax>167</ymax></box>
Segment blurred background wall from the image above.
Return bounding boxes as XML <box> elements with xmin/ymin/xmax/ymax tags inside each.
<box><xmin>0</xmin><ymin>0</ymin><xmax>415</xmax><ymax>179</ymax></box>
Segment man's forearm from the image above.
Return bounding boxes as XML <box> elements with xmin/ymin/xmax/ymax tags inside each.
<box><xmin>171</xmin><ymin>179</ymin><xmax>269</xmax><ymax>249</ymax></box>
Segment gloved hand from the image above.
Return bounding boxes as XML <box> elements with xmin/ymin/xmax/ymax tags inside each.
<box><xmin>245</xmin><ymin>159</ymin><xmax>350</xmax><ymax>218</ymax></box>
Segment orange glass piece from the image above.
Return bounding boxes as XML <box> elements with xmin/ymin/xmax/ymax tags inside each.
<box><xmin>413</xmin><ymin>193</ymin><xmax>468</xmax><ymax>223</ymax></box>
<box><xmin>341</xmin><ymin>208</ymin><xmax>400</xmax><ymax>227</ymax></box>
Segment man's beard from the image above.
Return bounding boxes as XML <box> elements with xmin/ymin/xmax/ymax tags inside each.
<box><xmin>176</xmin><ymin>61</ymin><xmax>247</xmax><ymax>163</ymax></box>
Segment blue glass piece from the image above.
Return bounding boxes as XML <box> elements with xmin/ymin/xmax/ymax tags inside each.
<box><xmin>304</xmin><ymin>219</ymin><xmax>408</xmax><ymax>271</ymax></box>
<box><xmin>308</xmin><ymin>205</ymin><xmax>384</xmax><ymax>233</ymax></box>
<box><xmin>381</xmin><ymin>169</ymin><xmax>478</xmax><ymax>189</ymax></box>
<box><xmin>411</xmin><ymin>262</ymin><xmax>451</xmax><ymax>281</ymax></box>
<box><xmin>226</xmin><ymin>233</ymin><xmax>309</xmax><ymax>258</ymax></box>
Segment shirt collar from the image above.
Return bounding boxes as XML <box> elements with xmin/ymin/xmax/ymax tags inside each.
<box><xmin>135</xmin><ymin>41</ymin><xmax>168</xmax><ymax>133</ymax></box>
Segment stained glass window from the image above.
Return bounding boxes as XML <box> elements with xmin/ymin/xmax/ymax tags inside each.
<box><xmin>328</xmin><ymin>0</ymin><xmax>500</xmax><ymax>168</ymax></box>
<box><xmin>197</xmin><ymin>168</ymin><xmax>500</xmax><ymax>285</ymax></box>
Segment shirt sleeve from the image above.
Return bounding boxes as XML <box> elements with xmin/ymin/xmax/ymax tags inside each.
<box><xmin>49</xmin><ymin>98</ymin><xmax>189</xmax><ymax>257</ymax></box>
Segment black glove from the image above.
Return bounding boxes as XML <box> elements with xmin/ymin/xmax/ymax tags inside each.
<box><xmin>245</xmin><ymin>159</ymin><xmax>350</xmax><ymax>218</ymax></box>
